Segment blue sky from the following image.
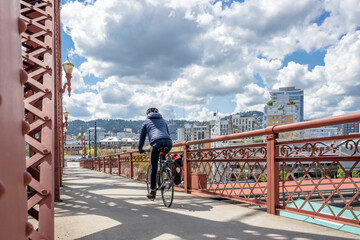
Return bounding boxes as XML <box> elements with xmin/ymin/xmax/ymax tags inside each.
<box><xmin>60</xmin><ymin>0</ymin><xmax>360</xmax><ymax>121</ymax></box>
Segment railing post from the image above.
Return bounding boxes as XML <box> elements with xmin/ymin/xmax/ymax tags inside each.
<box><xmin>266</xmin><ymin>127</ymin><xmax>279</xmax><ymax>215</ymax></box>
<box><xmin>183</xmin><ymin>143</ymin><xmax>192</xmax><ymax>193</ymax></box>
<box><xmin>98</xmin><ymin>157</ymin><xmax>101</xmax><ymax>172</ymax></box>
<box><xmin>109</xmin><ymin>156</ymin><xmax>112</xmax><ymax>174</ymax></box>
<box><xmin>130</xmin><ymin>153</ymin><xmax>134</xmax><ymax>179</ymax></box>
<box><xmin>117</xmin><ymin>154</ymin><xmax>121</xmax><ymax>176</ymax></box>
<box><xmin>103</xmin><ymin>157</ymin><xmax>106</xmax><ymax>173</ymax></box>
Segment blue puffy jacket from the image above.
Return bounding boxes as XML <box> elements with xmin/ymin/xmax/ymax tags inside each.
<box><xmin>138</xmin><ymin>112</ymin><xmax>171</xmax><ymax>150</ymax></box>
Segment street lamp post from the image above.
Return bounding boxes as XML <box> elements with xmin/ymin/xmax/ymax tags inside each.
<box><xmin>94</xmin><ymin>121</ymin><xmax>97</xmax><ymax>157</ymax></box>
<box><xmin>61</xmin><ymin>58</ymin><xmax>74</xmax><ymax>96</ymax></box>
<box><xmin>63</xmin><ymin>110</ymin><xmax>69</xmax><ymax>142</ymax></box>
<box><xmin>79</xmin><ymin>133</ymin><xmax>85</xmax><ymax>158</ymax></box>
<box><xmin>88</xmin><ymin>129</ymin><xmax>91</xmax><ymax>158</ymax></box>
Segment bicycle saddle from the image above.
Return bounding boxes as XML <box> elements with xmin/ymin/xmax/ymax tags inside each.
<box><xmin>158</xmin><ymin>147</ymin><xmax>169</xmax><ymax>153</ymax></box>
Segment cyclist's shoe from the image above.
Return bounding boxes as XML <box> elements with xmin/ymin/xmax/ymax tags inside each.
<box><xmin>147</xmin><ymin>189</ymin><xmax>156</xmax><ymax>200</ymax></box>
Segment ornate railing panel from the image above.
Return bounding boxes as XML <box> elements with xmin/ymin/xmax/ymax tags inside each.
<box><xmin>277</xmin><ymin>134</ymin><xmax>360</xmax><ymax>227</ymax></box>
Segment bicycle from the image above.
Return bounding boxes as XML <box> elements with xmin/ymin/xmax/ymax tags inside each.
<box><xmin>146</xmin><ymin>147</ymin><xmax>174</xmax><ymax>208</ymax></box>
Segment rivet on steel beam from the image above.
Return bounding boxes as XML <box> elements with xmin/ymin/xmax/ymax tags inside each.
<box><xmin>25</xmin><ymin>222</ymin><xmax>33</xmax><ymax>236</ymax></box>
<box><xmin>44</xmin><ymin>116</ymin><xmax>49</xmax><ymax>120</ymax></box>
<box><xmin>20</xmin><ymin>69</ymin><xmax>28</xmax><ymax>84</ymax></box>
<box><xmin>24</xmin><ymin>171</ymin><xmax>32</xmax><ymax>186</ymax></box>
<box><xmin>22</xmin><ymin>120</ymin><xmax>30</xmax><ymax>135</ymax></box>
<box><xmin>0</xmin><ymin>180</ymin><xmax>5</xmax><ymax>198</ymax></box>
<box><xmin>18</xmin><ymin>18</ymin><xmax>27</xmax><ymax>34</ymax></box>
<box><xmin>43</xmin><ymin>148</ymin><xmax>49</xmax><ymax>154</ymax></box>
<box><xmin>41</xmin><ymin>189</ymin><xmax>49</xmax><ymax>195</ymax></box>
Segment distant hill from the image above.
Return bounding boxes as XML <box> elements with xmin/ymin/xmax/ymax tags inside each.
<box><xmin>67</xmin><ymin>111</ymin><xmax>264</xmax><ymax>138</ymax></box>
<box><xmin>67</xmin><ymin>119</ymin><xmax>197</xmax><ymax>138</ymax></box>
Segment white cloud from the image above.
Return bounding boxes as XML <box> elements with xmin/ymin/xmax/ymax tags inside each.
<box><xmin>62</xmin><ymin>67</ymin><xmax>87</xmax><ymax>93</ymax></box>
<box><xmin>234</xmin><ymin>83</ymin><xmax>270</xmax><ymax>113</ymax></box>
<box><xmin>61</xmin><ymin>0</ymin><xmax>360</xmax><ymax>120</ymax></box>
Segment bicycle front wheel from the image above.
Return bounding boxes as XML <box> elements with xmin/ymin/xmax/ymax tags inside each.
<box><xmin>146</xmin><ymin>164</ymin><xmax>151</xmax><ymax>194</ymax></box>
<box><xmin>160</xmin><ymin>167</ymin><xmax>174</xmax><ymax>208</ymax></box>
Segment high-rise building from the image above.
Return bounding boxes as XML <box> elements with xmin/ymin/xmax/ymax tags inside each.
<box><xmin>343</xmin><ymin>122</ymin><xmax>360</xmax><ymax>135</ymax></box>
<box><xmin>180</xmin><ymin>123</ymin><xmax>210</xmax><ymax>149</ymax></box>
<box><xmin>86</xmin><ymin>127</ymin><xmax>106</xmax><ymax>141</ymax></box>
<box><xmin>231</xmin><ymin>114</ymin><xmax>255</xmax><ymax>133</ymax></box>
<box><xmin>264</xmin><ymin>87</ymin><xmax>304</xmax><ymax>128</ymax></box>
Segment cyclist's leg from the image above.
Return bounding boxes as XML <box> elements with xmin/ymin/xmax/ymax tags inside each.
<box><xmin>150</xmin><ymin>138</ymin><xmax>173</xmax><ymax>189</ymax></box>
<box><xmin>150</xmin><ymin>142</ymin><xmax>160</xmax><ymax>190</ymax></box>
<box><xmin>161</xmin><ymin>138</ymin><xmax>173</xmax><ymax>155</ymax></box>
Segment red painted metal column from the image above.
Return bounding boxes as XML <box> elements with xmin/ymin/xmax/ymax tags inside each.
<box><xmin>266</xmin><ymin>127</ymin><xmax>279</xmax><ymax>215</ymax></box>
<box><xmin>21</xmin><ymin>1</ymin><xmax>57</xmax><ymax>239</ymax></box>
<box><xmin>0</xmin><ymin>1</ymin><xmax>33</xmax><ymax>239</ymax></box>
<box><xmin>183</xmin><ymin>143</ymin><xmax>192</xmax><ymax>193</ymax></box>
<box><xmin>53</xmin><ymin>0</ymin><xmax>62</xmax><ymax>203</ymax></box>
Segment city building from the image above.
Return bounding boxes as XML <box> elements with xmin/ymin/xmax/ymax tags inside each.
<box><xmin>343</xmin><ymin>122</ymin><xmax>360</xmax><ymax>135</ymax></box>
<box><xmin>64</xmin><ymin>140</ymin><xmax>82</xmax><ymax>155</ymax></box>
<box><xmin>264</xmin><ymin>87</ymin><xmax>304</xmax><ymax>128</ymax></box>
<box><xmin>300</xmin><ymin>127</ymin><xmax>338</xmax><ymax>139</ymax></box>
<box><xmin>177</xmin><ymin>128</ymin><xmax>183</xmax><ymax>142</ymax></box>
<box><xmin>85</xmin><ymin>127</ymin><xmax>106</xmax><ymax>141</ymax></box>
<box><xmin>180</xmin><ymin>123</ymin><xmax>210</xmax><ymax>149</ymax></box>
<box><xmin>99</xmin><ymin>136</ymin><xmax>138</xmax><ymax>153</ymax></box>
<box><xmin>231</xmin><ymin>114</ymin><xmax>255</xmax><ymax>133</ymax></box>
<box><xmin>117</xmin><ymin>128</ymin><xmax>138</xmax><ymax>140</ymax></box>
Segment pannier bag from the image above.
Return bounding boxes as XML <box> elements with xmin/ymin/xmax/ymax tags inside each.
<box><xmin>171</xmin><ymin>154</ymin><xmax>183</xmax><ymax>185</ymax></box>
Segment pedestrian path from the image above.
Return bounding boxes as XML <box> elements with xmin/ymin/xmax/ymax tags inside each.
<box><xmin>55</xmin><ymin>165</ymin><xmax>359</xmax><ymax>240</ymax></box>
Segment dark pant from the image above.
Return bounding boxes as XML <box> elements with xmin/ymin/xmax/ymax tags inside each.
<box><xmin>150</xmin><ymin>138</ymin><xmax>173</xmax><ymax>190</ymax></box>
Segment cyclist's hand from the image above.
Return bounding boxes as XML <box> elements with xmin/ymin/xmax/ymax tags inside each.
<box><xmin>139</xmin><ymin>149</ymin><xmax>145</xmax><ymax>154</ymax></box>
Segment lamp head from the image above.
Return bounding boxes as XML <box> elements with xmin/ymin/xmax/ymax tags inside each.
<box><xmin>63</xmin><ymin>58</ymin><xmax>74</xmax><ymax>74</ymax></box>
<box><xmin>63</xmin><ymin>110</ymin><xmax>69</xmax><ymax>119</ymax></box>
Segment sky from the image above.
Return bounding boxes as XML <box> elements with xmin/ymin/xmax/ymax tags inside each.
<box><xmin>60</xmin><ymin>0</ymin><xmax>360</xmax><ymax>121</ymax></box>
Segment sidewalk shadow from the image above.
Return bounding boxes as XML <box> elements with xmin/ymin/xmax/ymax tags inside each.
<box><xmin>56</xmin><ymin>167</ymin><xmax>359</xmax><ymax>240</ymax></box>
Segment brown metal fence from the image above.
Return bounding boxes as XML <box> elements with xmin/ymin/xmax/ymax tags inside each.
<box><xmin>81</xmin><ymin>112</ymin><xmax>360</xmax><ymax>228</ymax></box>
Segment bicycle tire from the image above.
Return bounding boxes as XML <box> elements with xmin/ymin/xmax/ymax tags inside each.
<box><xmin>160</xmin><ymin>167</ymin><xmax>174</xmax><ymax>208</ymax></box>
<box><xmin>146</xmin><ymin>164</ymin><xmax>151</xmax><ymax>194</ymax></box>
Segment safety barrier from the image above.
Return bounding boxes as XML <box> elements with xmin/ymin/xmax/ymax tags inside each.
<box><xmin>81</xmin><ymin>112</ymin><xmax>360</xmax><ymax>228</ymax></box>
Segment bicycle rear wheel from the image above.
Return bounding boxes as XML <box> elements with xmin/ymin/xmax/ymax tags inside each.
<box><xmin>160</xmin><ymin>167</ymin><xmax>174</xmax><ymax>208</ymax></box>
<box><xmin>146</xmin><ymin>164</ymin><xmax>151</xmax><ymax>194</ymax></box>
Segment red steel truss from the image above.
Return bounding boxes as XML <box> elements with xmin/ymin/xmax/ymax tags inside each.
<box><xmin>82</xmin><ymin>112</ymin><xmax>360</xmax><ymax>228</ymax></box>
<box><xmin>0</xmin><ymin>1</ymin><xmax>33</xmax><ymax>239</ymax></box>
<box><xmin>21</xmin><ymin>0</ymin><xmax>62</xmax><ymax>239</ymax></box>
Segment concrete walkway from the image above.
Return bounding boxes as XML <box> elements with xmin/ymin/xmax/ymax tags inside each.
<box><xmin>55</xmin><ymin>164</ymin><xmax>359</xmax><ymax>240</ymax></box>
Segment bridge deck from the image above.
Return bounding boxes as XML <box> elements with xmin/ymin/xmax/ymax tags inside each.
<box><xmin>55</xmin><ymin>163</ymin><xmax>359</xmax><ymax>240</ymax></box>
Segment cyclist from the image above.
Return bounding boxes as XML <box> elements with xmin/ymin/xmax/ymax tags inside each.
<box><xmin>138</xmin><ymin>107</ymin><xmax>172</xmax><ymax>200</ymax></box>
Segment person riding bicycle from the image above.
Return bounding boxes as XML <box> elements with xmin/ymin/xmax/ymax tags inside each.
<box><xmin>138</xmin><ymin>107</ymin><xmax>172</xmax><ymax>200</ymax></box>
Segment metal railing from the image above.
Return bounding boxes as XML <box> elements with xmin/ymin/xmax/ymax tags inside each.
<box><xmin>81</xmin><ymin>112</ymin><xmax>360</xmax><ymax>228</ymax></box>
